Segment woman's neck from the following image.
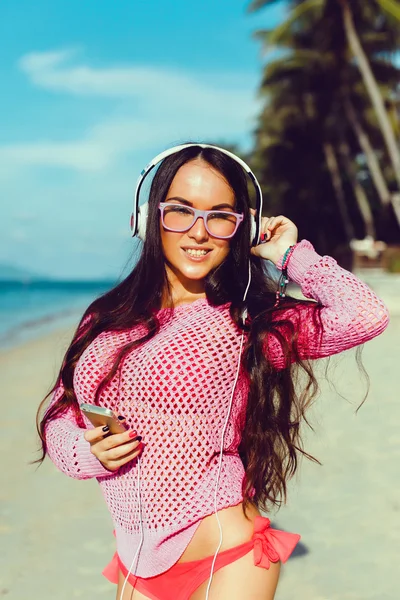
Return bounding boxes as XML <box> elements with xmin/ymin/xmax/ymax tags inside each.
<box><xmin>161</xmin><ymin>289</ymin><xmax>206</xmax><ymax>309</ymax></box>
<box><xmin>162</xmin><ymin>266</ymin><xmax>206</xmax><ymax>308</ymax></box>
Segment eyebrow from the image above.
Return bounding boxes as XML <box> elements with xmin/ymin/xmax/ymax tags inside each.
<box><xmin>165</xmin><ymin>196</ymin><xmax>236</xmax><ymax>210</ymax></box>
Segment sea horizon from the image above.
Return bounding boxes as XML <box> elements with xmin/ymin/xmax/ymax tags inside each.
<box><xmin>0</xmin><ymin>279</ymin><xmax>116</xmax><ymax>350</ymax></box>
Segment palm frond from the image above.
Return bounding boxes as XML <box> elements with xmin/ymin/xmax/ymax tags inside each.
<box><xmin>268</xmin><ymin>0</ymin><xmax>325</xmax><ymax>45</ymax></box>
<box><xmin>253</xmin><ymin>27</ymin><xmax>297</xmax><ymax>50</ymax></box>
<box><xmin>247</xmin><ymin>0</ymin><xmax>280</xmax><ymax>14</ymax></box>
<box><xmin>375</xmin><ymin>0</ymin><xmax>400</xmax><ymax>21</ymax></box>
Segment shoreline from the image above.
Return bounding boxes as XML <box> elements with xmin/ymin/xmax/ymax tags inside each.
<box><xmin>0</xmin><ymin>323</ymin><xmax>75</xmax><ymax>360</ymax></box>
<box><xmin>0</xmin><ymin>309</ymin><xmax>84</xmax><ymax>352</ymax></box>
<box><xmin>2</xmin><ymin>267</ymin><xmax>399</xmax><ymax>356</ymax></box>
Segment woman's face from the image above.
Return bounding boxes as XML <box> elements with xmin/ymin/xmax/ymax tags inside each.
<box><xmin>160</xmin><ymin>158</ymin><xmax>236</xmax><ymax>287</ymax></box>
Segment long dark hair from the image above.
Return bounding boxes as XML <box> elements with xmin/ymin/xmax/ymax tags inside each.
<box><xmin>36</xmin><ymin>145</ymin><xmax>339</xmax><ymax>513</ymax></box>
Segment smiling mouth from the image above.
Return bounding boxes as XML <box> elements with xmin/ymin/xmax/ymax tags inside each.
<box><xmin>182</xmin><ymin>248</ymin><xmax>211</xmax><ymax>257</ymax></box>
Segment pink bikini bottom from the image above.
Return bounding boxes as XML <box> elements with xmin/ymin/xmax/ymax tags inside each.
<box><xmin>102</xmin><ymin>516</ymin><xmax>300</xmax><ymax>600</ymax></box>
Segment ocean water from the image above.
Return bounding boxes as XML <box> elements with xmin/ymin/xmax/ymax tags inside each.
<box><xmin>0</xmin><ymin>280</ymin><xmax>115</xmax><ymax>349</ymax></box>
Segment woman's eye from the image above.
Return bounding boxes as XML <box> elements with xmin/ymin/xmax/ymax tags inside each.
<box><xmin>169</xmin><ymin>206</ymin><xmax>192</xmax><ymax>215</ymax></box>
<box><xmin>209</xmin><ymin>212</ymin><xmax>235</xmax><ymax>221</ymax></box>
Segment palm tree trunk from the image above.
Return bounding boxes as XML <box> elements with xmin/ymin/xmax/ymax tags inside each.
<box><xmin>338</xmin><ymin>139</ymin><xmax>376</xmax><ymax>239</ymax></box>
<box><xmin>343</xmin><ymin>95</ymin><xmax>391</xmax><ymax>208</ymax></box>
<box><xmin>323</xmin><ymin>141</ymin><xmax>355</xmax><ymax>241</ymax></box>
<box><xmin>390</xmin><ymin>192</ymin><xmax>400</xmax><ymax>228</ymax></box>
<box><xmin>340</xmin><ymin>0</ymin><xmax>400</xmax><ymax>195</ymax></box>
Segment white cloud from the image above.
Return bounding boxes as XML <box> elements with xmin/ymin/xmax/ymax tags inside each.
<box><xmin>0</xmin><ymin>120</ymin><xmax>173</xmax><ymax>172</ymax></box>
<box><xmin>0</xmin><ymin>139</ymin><xmax>110</xmax><ymax>171</ymax></box>
<box><xmin>18</xmin><ymin>49</ymin><xmax>74</xmax><ymax>74</ymax></box>
<box><xmin>17</xmin><ymin>48</ymin><xmax>257</xmax><ymax>111</ymax></box>
<box><xmin>0</xmin><ymin>49</ymin><xmax>259</xmax><ymax>174</ymax></box>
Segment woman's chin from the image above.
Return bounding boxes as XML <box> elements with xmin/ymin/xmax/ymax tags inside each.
<box><xmin>179</xmin><ymin>265</ymin><xmax>212</xmax><ymax>280</ymax></box>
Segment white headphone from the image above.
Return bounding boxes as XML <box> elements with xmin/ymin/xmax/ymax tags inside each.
<box><xmin>130</xmin><ymin>142</ymin><xmax>264</xmax><ymax>246</ymax></box>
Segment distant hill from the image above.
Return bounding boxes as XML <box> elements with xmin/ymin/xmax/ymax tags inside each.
<box><xmin>0</xmin><ymin>263</ymin><xmax>117</xmax><ymax>286</ymax></box>
<box><xmin>0</xmin><ymin>263</ymin><xmax>41</xmax><ymax>281</ymax></box>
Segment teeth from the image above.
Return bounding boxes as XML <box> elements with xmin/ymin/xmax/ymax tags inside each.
<box><xmin>185</xmin><ymin>249</ymin><xmax>209</xmax><ymax>257</ymax></box>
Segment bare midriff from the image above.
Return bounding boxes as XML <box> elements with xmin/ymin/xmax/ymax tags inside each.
<box><xmin>177</xmin><ymin>501</ymin><xmax>261</xmax><ymax>563</ymax></box>
<box><xmin>115</xmin><ymin>503</ymin><xmax>262</xmax><ymax>598</ymax></box>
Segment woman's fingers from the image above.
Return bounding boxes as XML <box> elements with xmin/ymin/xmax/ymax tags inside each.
<box><xmin>249</xmin><ymin>211</ymin><xmax>278</xmax><ymax>242</ymax></box>
<box><xmin>104</xmin><ymin>438</ymin><xmax>143</xmax><ymax>462</ymax></box>
<box><xmin>84</xmin><ymin>426</ymin><xmax>137</xmax><ymax>446</ymax></box>
<box><xmin>105</xmin><ymin>445</ymin><xmax>144</xmax><ymax>472</ymax></box>
<box><xmin>100</xmin><ymin>429</ymin><xmax>139</xmax><ymax>450</ymax></box>
<box><xmin>260</xmin><ymin>216</ymin><xmax>289</xmax><ymax>239</ymax></box>
<box><xmin>84</xmin><ymin>424</ymin><xmax>144</xmax><ymax>471</ymax></box>
<box><xmin>84</xmin><ymin>425</ymin><xmax>110</xmax><ymax>443</ymax></box>
<box><xmin>260</xmin><ymin>217</ymin><xmax>275</xmax><ymax>241</ymax></box>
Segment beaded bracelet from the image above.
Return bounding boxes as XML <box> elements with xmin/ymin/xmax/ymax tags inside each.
<box><xmin>274</xmin><ymin>244</ymin><xmax>296</xmax><ymax>307</ymax></box>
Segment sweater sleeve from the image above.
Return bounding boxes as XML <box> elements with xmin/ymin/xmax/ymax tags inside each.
<box><xmin>45</xmin><ymin>381</ymin><xmax>114</xmax><ymax>480</ymax></box>
<box><xmin>265</xmin><ymin>239</ymin><xmax>390</xmax><ymax>370</ymax></box>
<box><xmin>44</xmin><ymin>312</ymin><xmax>115</xmax><ymax>480</ymax></box>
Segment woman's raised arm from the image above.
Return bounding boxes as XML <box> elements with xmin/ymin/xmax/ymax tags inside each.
<box><xmin>265</xmin><ymin>239</ymin><xmax>390</xmax><ymax>370</ymax></box>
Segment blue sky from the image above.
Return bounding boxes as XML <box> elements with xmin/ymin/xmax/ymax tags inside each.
<box><xmin>0</xmin><ymin>0</ymin><xmax>285</xmax><ymax>279</ymax></box>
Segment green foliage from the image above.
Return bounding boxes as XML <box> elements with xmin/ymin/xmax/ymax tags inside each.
<box><xmin>264</xmin><ymin>0</ymin><xmax>324</xmax><ymax>45</ymax></box>
<box><xmin>376</xmin><ymin>0</ymin><xmax>400</xmax><ymax>22</ymax></box>
<box><xmin>248</xmin><ymin>0</ymin><xmax>400</xmax><ymax>257</ymax></box>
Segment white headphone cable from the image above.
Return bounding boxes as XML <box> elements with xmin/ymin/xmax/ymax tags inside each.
<box><xmin>118</xmin><ymin>455</ymin><xmax>144</xmax><ymax>600</ymax></box>
<box><xmin>205</xmin><ymin>260</ymin><xmax>252</xmax><ymax>599</ymax></box>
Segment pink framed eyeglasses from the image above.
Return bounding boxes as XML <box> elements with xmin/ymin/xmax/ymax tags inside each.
<box><xmin>159</xmin><ymin>202</ymin><xmax>244</xmax><ymax>239</ymax></box>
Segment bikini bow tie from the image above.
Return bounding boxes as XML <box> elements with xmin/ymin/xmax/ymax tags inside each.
<box><xmin>252</xmin><ymin>516</ymin><xmax>301</xmax><ymax>569</ymax></box>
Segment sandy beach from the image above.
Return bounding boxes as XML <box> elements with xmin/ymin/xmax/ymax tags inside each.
<box><xmin>1</xmin><ymin>273</ymin><xmax>399</xmax><ymax>600</ymax></box>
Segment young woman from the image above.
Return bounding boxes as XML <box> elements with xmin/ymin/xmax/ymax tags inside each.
<box><xmin>37</xmin><ymin>144</ymin><xmax>389</xmax><ymax>600</ymax></box>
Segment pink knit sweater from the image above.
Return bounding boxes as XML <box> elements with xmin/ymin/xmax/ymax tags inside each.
<box><xmin>45</xmin><ymin>240</ymin><xmax>389</xmax><ymax>578</ymax></box>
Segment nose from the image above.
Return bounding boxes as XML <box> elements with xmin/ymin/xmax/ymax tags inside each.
<box><xmin>187</xmin><ymin>215</ymin><xmax>209</xmax><ymax>242</ymax></box>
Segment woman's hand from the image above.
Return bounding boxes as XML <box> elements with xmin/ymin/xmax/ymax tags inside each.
<box><xmin>84</xmin><ymin>426</ymin><xmax>144</xmax><ymax>472</ymax></box>
<box><xmin>250</xmin><ymin>211</ymin><xmax>298</xmax><ymax>266</ymax></box>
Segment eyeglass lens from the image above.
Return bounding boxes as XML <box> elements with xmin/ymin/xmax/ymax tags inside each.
<box><xmin>163</xmin><ymin>205</ymin><xmax>238</xmax><ymax>238</ymax></box>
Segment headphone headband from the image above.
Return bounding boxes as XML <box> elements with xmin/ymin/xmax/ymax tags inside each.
<box><xmin>131</xmin><ymin>143</ymin><xmax>263</xmax><ymax>246</ymax></box>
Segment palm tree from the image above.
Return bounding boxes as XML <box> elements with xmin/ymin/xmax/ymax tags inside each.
<box><xmin>254</xmin><ymin>37</ymin><xmax>380</xmax><ymax>238</ymax></box>
<box><xmin>251</xmin><ymin>68</ymin><xmax>359</xmax><ymax>256</ymax></box>
<box><xmin>323</xmin><ymin>141</ymin><xmax>356</xmax><ymax>241</ymax></box>
<box><xmin>339</xmin><ymin>0</ymin><xmax>400</xmax><ymax>194</ymax></box>
<box><xmin>337</xmin><ymin>137</ymin><xmax>376</xmax><ymax>238</ymax></box>
<box><xmin>342</xmin><ymin>92</ymin><xmax>391</xmax><ymax>208</ymax></box>
<box><xmin>249</xmin><ymin>0</ymin><xmax>400</xmax><ymax>220</ymax></box>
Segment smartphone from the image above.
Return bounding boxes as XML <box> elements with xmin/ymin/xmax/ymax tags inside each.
<box><xmin>80</xmin><ymin>403</ymin><xmax>127</xmax><ymax>434</ymax></box>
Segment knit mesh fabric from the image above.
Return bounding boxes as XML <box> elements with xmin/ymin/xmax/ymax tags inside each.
<box><xmin>44</xmin><ymin>240</ymin><xmax>389</xmax><ymax>577</ymax></box>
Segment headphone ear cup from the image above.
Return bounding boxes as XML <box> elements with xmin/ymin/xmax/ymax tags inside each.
<box><xmin>250</xmin><ymin>213</ymin><xmax>257</xmax><ymax>246</ymax></box>
<box><xmin>137</xmin><ymin>202</ymin><xmax>149</xmax><ymax>241</ymax></box>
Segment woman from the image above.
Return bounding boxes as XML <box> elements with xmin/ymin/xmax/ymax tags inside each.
<box><xmin>37</xmin><ymin>144</ymin><xmax>389</xmax><ymax>600</ymax></box>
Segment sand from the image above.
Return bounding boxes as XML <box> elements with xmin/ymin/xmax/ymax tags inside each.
<box><xmin>1</xmin><ymin>272</ymin><xmax>399</xmax><ymax>599</ymax></box>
